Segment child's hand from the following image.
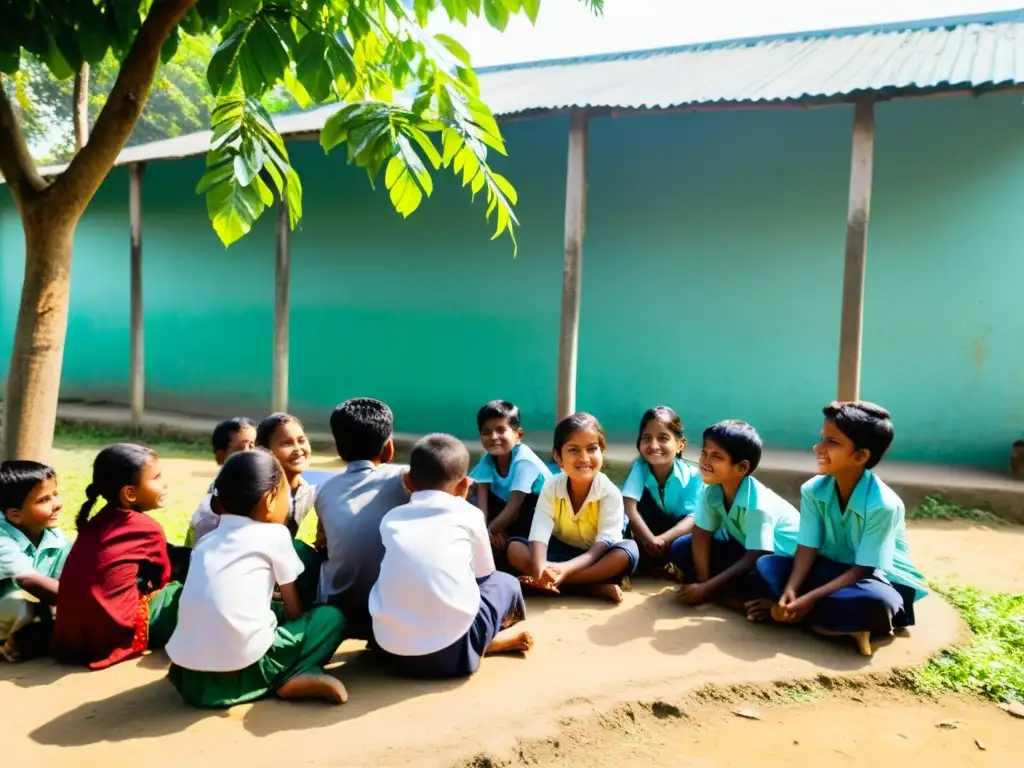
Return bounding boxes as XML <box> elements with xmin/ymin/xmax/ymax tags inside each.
<box><xmin>489</xmin><ymin>531</ymin><xmax>508</xmax><ymax>550</ymax></box>
<box><xmin>540</xmin><ymin>564</ymin><xmax>565</xmax><ymax>588</ymax></box>
<box><xmin>773</xmin><ymin>593</ymin><xmax>813</xmax><ymax>623</ymax></box>
<box><xmin>779</xmin><ymin>588</ymin><xmax>799</xmax><ymax>609</ymax></box>
<box><xmin>675</xmin><ymin>582</ymin><xmax>711</xmax><ymax>605</ymax></box>
<box><xmin>645</xmin><ymin>536</ymin><xmax>667</xmax><ymax>558</ymax></box>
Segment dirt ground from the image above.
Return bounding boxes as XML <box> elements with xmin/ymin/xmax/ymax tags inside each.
<box><xmin>4</xmin><ymin>455</ymin><xmax>1022</xmax><ymax>767</ymax></box>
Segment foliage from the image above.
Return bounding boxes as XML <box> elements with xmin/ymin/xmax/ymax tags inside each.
<box><xmin>0</xmin><ymin>0</ymin><xmax>606</xmax><ymax>248</ymax></box>
<box><xmin>913</xmin><ymin>584</ymin><xmax>1024</xmax><ymax>703</ymax></box>
<box><xmin>907</xmin><ymin>494</ymin><xmax>1004</xmax><ymax>525</ymax></box>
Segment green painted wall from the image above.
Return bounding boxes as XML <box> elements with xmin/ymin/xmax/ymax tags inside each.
<box><xmin>1</xmin><ymin>92</ymin><xmax>1022</xmax><ymax>467</ymax></box>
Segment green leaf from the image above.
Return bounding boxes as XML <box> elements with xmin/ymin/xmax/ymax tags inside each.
<box><xmin>161</xmin><ymin>27</ymin><xmax>181</xmax><ymax>64</ymax></box>
<box><xmin>294</xmin><ymin>31</ymin><xmax>333</xmax><ymax>103</ymax></box>
<box><xmin>498</xmin><ymin>0</ymin><xmax>522</xmax><ymax>13</ymax></box>
<box><xmin>435</xmin><ymin>33</ymin><xmax>471</xmax><ymax>67</ymax></box>
<box><xmin>207</xmin><ymin>20</ymin><xmax>253</xmax><ymax>94</ymax></box>
<box><xmin>0</xmin><ymin>46</ymin><xmax>19</xmax><ymax>75</ymax></box>
<box><xmin>522</xmin><ymin>0</ymin><xmax>541</xmax><ymax>23</ymax></box>
<box><xmin>483</xmin><ymin>0</ymin><xmax>510</xmax><ymax>31</ymax></box>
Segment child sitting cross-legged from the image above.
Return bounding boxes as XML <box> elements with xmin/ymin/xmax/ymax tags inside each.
<box><xmin>507</xmin><ymin>413</ymin><xmax>640</xmax><ymax>604</ymax></box>
<box><xmin>671</xmin><ymin>420</ymin><xmax>800</xmax><ymax>621</ymax></box>
<box><xmin>756</xmin><ymin>401</ymin><xmax>927</xmax><ymax>656</ymax></box>
<box><xmin>370</xmin><ymin>434</ymin><xmax>531</xmax><ymax>678</ymax></box>
<box><xmin>469</xmin><ymin>400</ymin><xmax>553</xmax><ymax>550</ymax></box>
<box><xmin>166</xmin><ymin>450</ymin><xmax>347</xmax><ymax>706</ymax></box>
<box><xmin>0</xmin><ymin>461</ymin><xmax>70</xmax><ymax>662</ymax></box>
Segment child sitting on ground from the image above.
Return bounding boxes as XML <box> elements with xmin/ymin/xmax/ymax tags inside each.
<box><xmin>185</xmin><ymin>416</ymin><xmax>256</xmax><ymax>546</ymax></box>
<box><xmin>672</xmin><ymin>420</ymin><xmax>799</xmax><ymax>621</ymax></box>
<box><xmin>370</xmin><ymin>434</ymin><xmax>531</xmax><ymax>678</ymax></box>
<box><xmin>166</xmin><ymin>450</ymin><xmax>347</xmax><ymax>706</ymax></box>
<box><xmin>315</xmin><ymin>398</ymin><xmax>409</xmax><ymax>640</ymax></box>
<box><xmin>507</xmin><ymin>413</ymin><xmax>640</xmax><ymax>604</ymax></box>
<box><xmin>0</xmin><ymin>461</ymin><xmax>70</xmax><ymax>662</ymax></box>
<box><xmin>469</xmin><ymin>400</ymin><xmax>552</xmax><ymax>550</ymax></box>
<box><xmin>622</xmin><ymin>406</ymin><xmax>704</xmax><ymax>575</ymax></box>
<box><xmin>256</xmin><ymin>413</ymin><xmax>320</xmax><ymax>606</ymax></box>
<box><xmin>52</xmin><ymin>444</ymin><xmax>182</xmax><ymax>669</ymax></box>
<box><xmin>757</xmin><ymin>401</ymin><xmax>927</xmax><ymax>656</ymax></box>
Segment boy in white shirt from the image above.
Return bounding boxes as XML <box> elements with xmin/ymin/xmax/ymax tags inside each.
<box><xmin>370</xmin><ymin>434</ymin><xmax>532</xmax><ymax>678</ymax></box>
<box><xmin>166</xmin><ymin>451</ymin><xmax>347</xmax><ymax>707</ymax></box>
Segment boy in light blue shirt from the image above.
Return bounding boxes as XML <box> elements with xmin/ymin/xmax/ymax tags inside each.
<box><xmin>470</xmin><ymin>400</ymin><xmax>552</xmax><ymax>549</ymax></box>
<box><xmin>671</xmin><ymin>420</ymin><xmax>799</xmax><ymax>621</ymax></box>
<box><xmin>1</xmin><ymin>460</ymin><xmax>70</xmax><ymax>662</ymax></box>
<box><xmin>757</xmin><ymin>401</ymin><xmax>927</xmax><ymax>656</ymax></box>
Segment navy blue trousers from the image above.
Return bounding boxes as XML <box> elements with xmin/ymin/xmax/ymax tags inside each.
<box><xmin>668</xmin><ymin>533</ymin><xmax>765</xmax><ymax>600</ymax></box>
<box><xmin>756</xmin><ymin>554</ymin><xmax>916</xmax><ymax>635</ymax></box>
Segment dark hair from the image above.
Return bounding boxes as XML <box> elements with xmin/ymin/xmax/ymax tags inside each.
<box><xmin>214</xmin><ymin>450</ymin><xmax>284</xmax><ymax>518</ymax></box>
<box><xmin>823</xmin><ymin>400</ymin><xmax>894</xmax><ymax>469</ymax></box>
<box><xmin>636</xmin><ymin>406</ymin><xmax>685</xmax><ymax>456</ymax></box>
<box><xmin>409</xmin><ymin>433</ymin><xmax>469</xmax><ymax>491</ymax></box>
<box><xmin>329</xmin><ymin>398</ymin><xmax>393</xmax><ymax>461</ymax></box>
<box><xmin>77</xmin><ymin>444</ymin><xmax>156</xmax><ymax>531</ymax></box>
<box><xmin>256</xmin><ymin>413</ymin><xmax>303</xmax><ymax>448</ymax></box>
<box><xmin>1</xmin><ymin>460</ymin><xmax>57</xmax><ymax>515</ymax></box>
<box><xmin>212</xmin><ymin>417</ymin><xmax>256</xmax><ymax>453</ymax></box>
<box><xmin>476</xmin><ymin>400</ymin><xmax>521</xmax><ymax>432</ymax></box>
<box><xmin>703</xmin><ymin>420</ymin><xmax>762</xmax><ymax>474</ymax></box>
<box><xmin>553</xmin><ymin>412</ymin><xmax>607</xmax><ymax>456</ymax></box>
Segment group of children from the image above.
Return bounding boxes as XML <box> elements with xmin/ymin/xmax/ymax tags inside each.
<box><xmin>0</xmin><ymin>396</ymin><xmax>927</xmax><ymax>705</ymax></box>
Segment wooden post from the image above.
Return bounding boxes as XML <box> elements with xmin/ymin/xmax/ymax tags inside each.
<box><xmin>555</xmin><ymin>109</ymin><xmax>589</xmax><ymax>421</ymax></box>
<box><xmin>837</xmin><ymin>98</ymin><xmax>875</xmax><ymax>402</ymax></box>
<box><xmin>272</xmin><ymin>195</ymin><xmax>290</xmax><ymax>413</ymax></box>
<box><xmin>128</xmin><ymin>162</ymin><xmax>145</xmax><ymax>432</ymax></box>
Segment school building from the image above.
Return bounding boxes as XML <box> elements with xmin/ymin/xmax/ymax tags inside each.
<box><xmin>2</xmin><ymin>10</ymin><xmax>1023</xmax><ymax>469</ymax></box>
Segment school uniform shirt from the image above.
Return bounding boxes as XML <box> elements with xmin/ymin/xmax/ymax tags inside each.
<box><xmin>469</xmin><ymin>443</ymin><xmax>552</xmax><ymax>501</ymax></box>
<box><xmin>0</xmin><ymin>519</ymin><xmax>71</xmax><ymax>600</ymax></box>
<box><xmin>188</xmin><ymin>493</ymin><xmax>219</xmax><ymax>546</ymax></box>
<box><xmin>694</xmin><ymin>476</ymin><xmax>800</xmax><ymax>555</ymax></box>
<box><xmin>621</xmin><ymin>457</ymin><xmax>705</xmax><ymax>518</ymax></box>
<box><xmin>52</xmin><ymin>506</ymin><xmax>171</xmax><ymax>668</ymax></box>
<box><xmin>529</xmin><ymin>472</ymin><xmax>626</xmax><ymax>550</ymax></box>
<box><xmin>316</xmin><ymin>461</ymin><xmax>409</xmax><ymax>608</ymax></box>
<box><xmin>799</xmin><ymin>471</ymin><xmax>928</xmax><ymax>600</ymax></box>
<box><xmin>188</xmin><ymin>478</ymin><xmax>316</xmax><ymax>545</ymax></box>
<box><xmin>166</xmin><ymin>514</ymin><xmax>305</xmax><ymax>672</ymax></box>
<box><xmin>370</xmin><ymin>490</ymin><xmax>494</xmax><ymax>657</ymax></box>
<box><xmin>288</xmin><ymin>479</ymin><xmax>317</xmax><ymax>538</ymax></box>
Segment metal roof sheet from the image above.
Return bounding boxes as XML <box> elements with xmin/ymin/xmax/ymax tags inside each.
<box><xmin>8</xmin><ymin>9</ymin><xmax>1024</xmax><ymax>180</ymax></box>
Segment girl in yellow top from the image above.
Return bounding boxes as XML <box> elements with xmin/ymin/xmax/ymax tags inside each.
<box><xmin>506</xmin><ymin>413</ymin><xmax>639</xmax><ymax>603</ymax></box>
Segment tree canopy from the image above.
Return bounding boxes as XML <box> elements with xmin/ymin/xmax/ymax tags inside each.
<box><xmin>0</xmin><ymin>0</ymin><xmax>605</xmax><ymax>249</ymax></box>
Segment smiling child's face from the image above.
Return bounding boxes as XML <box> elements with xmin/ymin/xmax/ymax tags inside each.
<box><xmin>698</xmin><ymin>438</ymin><xmax>747</xmax><ymax>486</ymax></box>
<box><xmin>813</xmin><ymin>418</ymin><xmax>867</xmax><ymax>476</ymax></box>
<box><xmin>6</xmin><ymin>476</ymin><xmax>63</xmax><ymax>534</ymax></box>
<box><xmin>554</xmin><ymin>427</ymin><xmax>604</xmax><ymax>483</ymax></box>
<box><xmin>639</xmin><ymin>419</ymin><xmax>683</xmax><ymax>470</ymax></box>
<box><xmin>480</xmin><ymin>417</ymin><xmax>521</xmax><ymax>458</ymax></box>
<box><xmin>268</xmin><ymin>422</ymin><xmax>311</xmax><ymax>478</ymax></box>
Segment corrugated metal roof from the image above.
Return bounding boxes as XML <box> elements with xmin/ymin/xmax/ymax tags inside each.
<box><xmin>476</xmin><ymin>9</ymin><xmax>1024</xmax><ymax>114</ymax></box>
<box><xmin>8</xmin><ymin>9</ymin><xmax>1024</xmax><ymax>180</ymax></box>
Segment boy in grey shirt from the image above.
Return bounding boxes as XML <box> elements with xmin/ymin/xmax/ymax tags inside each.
<box><xmin>315</xmin><ymin>398</ymin><xmax>409</xmax><ymax>639</ymax></box>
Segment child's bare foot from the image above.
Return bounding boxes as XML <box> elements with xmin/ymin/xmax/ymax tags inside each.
<box><xmin>744</xmin><ymin>598</ymin><xmax>775</xmax><ymax>622</ymax></box>
<box><xmin>277</xmin><ymin>674</ymin><xmax>348</xmax><ymax>704</ymax></box>
<box><xmin>485</xmin><ymin>629</ymin><xmax>534</xmax><ymax>655</ymax></box>
<box><xmin>811</xmin><ymin>626</ymin><xmax>873</xmax><ymax>656</ymax></box>
<box><xmin>590</xmin><ymin>583</ymin><xmax>624</xmax><ymax>603</ymax></box>
<box><xmin>518</xmin><ymin>576</ymin><xmax>559</xmax><ymax>594</ymax></box>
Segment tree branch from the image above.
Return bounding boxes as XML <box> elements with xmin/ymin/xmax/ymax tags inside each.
<box><xmin>73</xmin><ymin>63</ymin><xmax>90</xmax><ymax>151</ymax></box>
<box><xmin>52</xmin><ymin>0</ymin><xmax>197</xmax><ymax>211</ymax></box>
<box><xmin>0</xmin><ymin>76</ymin><xmax>47</xmax><ymax>208</ymax></box>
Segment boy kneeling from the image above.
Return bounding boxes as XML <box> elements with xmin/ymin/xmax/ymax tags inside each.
<box><xmin>370</xmin><ymin>434</ymin><xmax>532</xmax><ymax>678</ymax></box>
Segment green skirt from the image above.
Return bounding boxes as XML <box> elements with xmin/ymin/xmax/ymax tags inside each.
<box><xmin>168</xmin><ymin>604</ymin><xmax>345</xmax><ymax>708</ymax></box>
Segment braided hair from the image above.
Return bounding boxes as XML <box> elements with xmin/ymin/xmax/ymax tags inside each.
<box><xmin>76</xmin><ymin>443</ymin><xmax>156</xmax><ymax>531</ymax></box>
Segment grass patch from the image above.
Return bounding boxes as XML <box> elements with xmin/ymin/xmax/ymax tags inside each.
<box><xmin>912</xmin><ymin>584</ymin><xmax>1024</xmax><ymax>703</ymax></box>
<box><xmin>907</xmin><ymin>494</ymin><xmax>1004</xmax><ymax>525</ymax></box>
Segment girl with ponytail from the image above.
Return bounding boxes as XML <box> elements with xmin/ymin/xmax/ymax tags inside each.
<box><xmin>53</xmin><ymin>444</ymin><xmax>183</xmax><ymax>669</ymax></box>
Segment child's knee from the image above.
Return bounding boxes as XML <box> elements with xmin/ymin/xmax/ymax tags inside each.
<box><xmin>611</xmin><ymin>541</ymin><xmax>640</xmax><ymax>575</ymax></box>
<box><xmin>505</xmin><ymin>539</ymin><xmax>530</xmax><ymax>569</ymax></box>
<box><xmin>755</xmin><ymin>554</ymin><xmax>793</xmax><ymax>592</ymax></box>
<box><xmin>668</xmin><ymin>534</ymin><xmax>694</xmax><ymax>567</ymax></box>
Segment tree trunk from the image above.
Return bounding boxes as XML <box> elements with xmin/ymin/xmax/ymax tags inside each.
<box><xmin>1</xmin><ymin>213</ymin><xmax>77</xmax><ymax>462</ymax></box>
<box><xmin>73</xmin><ymin>64</ymin><xmax>90</xmax><ymax>151</ymax></box>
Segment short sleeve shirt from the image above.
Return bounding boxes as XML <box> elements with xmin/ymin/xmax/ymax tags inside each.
<box><xmin>621</xmin><ymin>457</ymin><xmax>704</xmax><ymax>519</ymax></box>
<box><xmin>469</xmin><ymin>444</ymin><xmax>552</xmax><ymax>501</ymax></box>
<box><xmin>0</xmin><ymin>519</ymin><xmax>70</xmax><ymax>600</ymax></box>
<box><xmin>529</xmin><ymin>472</ymin><xmax>625</xmax><ymax>549</ymax></box>
<box><xmin>798</xmin><ymin>471</ymin><xmax>927</xmax><ymax>600</ymax></box>
<box><xmin>694</xmin><ymin>476</ymin><xmax>800</xmax><ymax>555</ymax></box>
<box><xmin>166</xmin><ymin>514</ymin><xmax>305</xmax><ymax>672</ymax></box>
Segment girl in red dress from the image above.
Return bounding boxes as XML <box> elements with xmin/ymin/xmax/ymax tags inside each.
<box><xmin>52</xmin><ymin>444</ymin><xmax>181</xmax><ymax>669</ymax></box>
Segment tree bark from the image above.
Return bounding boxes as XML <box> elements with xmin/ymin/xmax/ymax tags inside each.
<box><xmin>73</xmin><ymin>63</ymin><xmax>90</xmax><ymax>151</ymax></box>
<box><xmin>2</xmin><ymin>213</ymin><xmax>77</xmax><ymax>462</ymax></box>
